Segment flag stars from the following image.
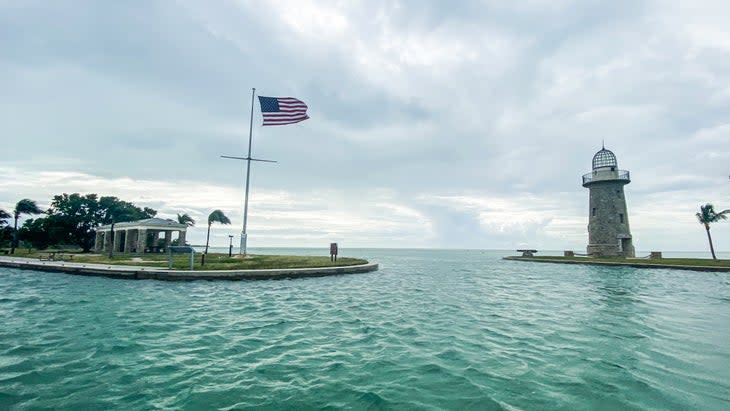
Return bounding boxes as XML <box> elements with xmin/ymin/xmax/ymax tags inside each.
<box><xmin>258</xmin><ymin>96</ymin><xmax>310</xmax><ymax>126</ymax></box>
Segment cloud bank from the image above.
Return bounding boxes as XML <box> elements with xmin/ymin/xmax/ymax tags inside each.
<box><xmin>1</xmin><ymin>0</ymin><xmax>728</xmax><ymax>251</ymax></box>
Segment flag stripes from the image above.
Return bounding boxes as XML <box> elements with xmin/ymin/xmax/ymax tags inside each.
<box><xmin>258</xmin><ymin>96</ymin><xmax>309</xmax><ymax>126</ymax></box>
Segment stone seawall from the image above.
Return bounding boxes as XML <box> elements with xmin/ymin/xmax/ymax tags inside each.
<box><xmin>0</xmin><ymin>257</ymin><xmax>379</xmax><ymax>280</ymax></box>
<box><xmin>504</xmin><ymin>256</ymin><xmax>730</xmax><ymax>272</ymax></box>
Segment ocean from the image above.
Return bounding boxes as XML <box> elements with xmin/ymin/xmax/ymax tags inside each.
<box><xmin>1</xmin><ymin>248</ymin><xmax>728</xmax><ymax>410</ymax></box>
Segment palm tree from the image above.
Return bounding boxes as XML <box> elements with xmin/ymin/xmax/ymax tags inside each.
<box><xmin>177</xmin><ymin>213</ymin><xmax>196</xmax><ymax>227</ymax></box>
<box><xmin>205</xmin><ymin>210</ymin><xmax>231</xmax><ymax>254</ymax></box>
<box><xmin>11</xmin><ymin>199</ymin><xmax>43</xmax><ymax>254</ymax></box>
<box><xmin>696</xmin><ymin>204</ymin><xmax>729</xmax><ymax>260</ymax></box>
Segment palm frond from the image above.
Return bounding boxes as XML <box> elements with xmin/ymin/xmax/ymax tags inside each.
<box><xmin>177</xmin><ymin>213</ymin><xmax>196</xmax><ymax>227</ymax></box>
<box><xmin>15</xmin><ymin>199</ymin><xmax>43</xmax><ymax>216</ymax></box>
<box><xmin>697</xmin><ymin>204</ymin><xmax>729</xmax><ymax>224</ymax></box>
<box><xmin>0</xmin><ymin>209</ymin><xmax>10</xmax><ymax>226</ymax></box>
<box><xmin>716</xmin><ymin>210</ymin><xmax>729</xmax><ymax>221</ymax></box>
<box><xmin>208</xmin><ymin>209</ymin><xmax>231</xmax><ymax>225</ymax></box>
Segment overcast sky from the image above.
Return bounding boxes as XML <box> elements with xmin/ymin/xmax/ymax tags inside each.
<box><xmin>1</xmin><ymin>0</ymin><xmax>729</xmax><ymax>251</ymax></box>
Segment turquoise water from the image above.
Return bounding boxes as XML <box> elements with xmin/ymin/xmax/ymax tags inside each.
<box><xmin>1</xmin><ymin>249</ymin><xmax>729</xmax><ymax>410</ymax></box>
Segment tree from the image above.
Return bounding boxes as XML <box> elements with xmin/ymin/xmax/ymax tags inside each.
<box><xmin>97</xmin><ymin>196</ymin><xmax>156</xmax><ymax>225</ymax></box>
<box><xmin>0</xmin><ymin>210</ymin><xmax>10</xmax><ymax>246</ymax></box>
<box><xmin>696</xmin><ymin>204</ymin><xmax>729</xmax><ymax>260</ymax></box>
<box><xmin>0</xmin><ymin>227</ymin><xmax>12</xmax><ymax>248</ymax></box>
<box><xmin>44</xmin><ymin>194</ymin><xmax>102</xmax><ymax>252</ymax></box>
<box><xmin>177</xmin><ymin>213</ymin><xmax>195</xmax><ymax>227</ymax></box>
<box><xmin>18</xmin><ymin>218</ymin><xmax>53</xmax><ymax>250</ymax></box>
<box><xmin>0</xmin><ymin>194</ymin><xmax>158</xmax><ymax>253</ymax></box>
<box><xmin>171</xmin><ymin>213</ymin><xmax>196</xmax><ymax>246</ymax></box>
<box><xmin>205</xmin><ymin>210</ymin><xmax>231</xmax><ymax>254</ymax></box>
<box><xmin>11</xmin><ymin>199</ymin><xmax>43</xmax><ymax>254</ymax></box>
<box><xmin>43</xmin><ymin>193</ymin><xmax>158</xmax><ymax>252</ymax></box>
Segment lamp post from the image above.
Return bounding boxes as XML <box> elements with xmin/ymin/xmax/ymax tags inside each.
<box><xmin>228</xmin><ymin>235</ymin><xmax>234</xmax><ymax>257</ymax></box>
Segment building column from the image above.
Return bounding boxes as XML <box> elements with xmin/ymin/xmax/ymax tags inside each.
<box><xmin>178</xmin><ymin>230</ymin><xmax>186</xmax><ymax>246</ymax></box>
<box><xmin>103</xmin><ymin>231</ymin><xmax>112</xmax><ymax>252</ymax></box>
<box><xmin>94</xmin><ymin>231</ymin><xmax>102</xmax><ymax>251</ymax></box>
<box><xmin>164</xmin><ymin>231</ymin><xmax>172</xmax><ymax>250</ymax></box>
<box><xmin>137</xmin><ymin>229</ymin><xmax>147</xmax><ymax>253</ymax></box>
<box><xmin>123</xmin><ymin>229</ymin><xmax>134</xmax><ymax>253</ymax></box>
<box><xmin>149</xmin><ymin>230</ymin><xmax>158</xmax><ymax>250</ymax></box>
<box><xmin>128</xmin><ymin>230</ymin><xmax>139</xmax><ymax>253</ymax></box>
<box><xmin>113</xmin><ymin>230</ymin><xmax>123</xmax><ymax>253</ymax></box>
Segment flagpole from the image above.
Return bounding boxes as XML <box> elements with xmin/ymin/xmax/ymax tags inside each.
<box><xmin>241</xmin><ymin>87</ymin><xmax>256</xmax><ymax>255</ymax></box>
<box><xmin>224</xmin><ymin>91</ymin><xmax>305</xmax><ymax>255</ymax></box>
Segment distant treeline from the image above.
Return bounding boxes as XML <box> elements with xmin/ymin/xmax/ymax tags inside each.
<box><xmin>0</xmin><ymin>194</ymin><xmax>157</xmax><ymax>252</ymax></box>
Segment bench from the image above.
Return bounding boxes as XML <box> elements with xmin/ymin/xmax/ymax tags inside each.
<box><xmin>516</xmin><ymin>249</ymin><xmax>537</xmax><ymax>257</ymax></box>
<box><xmin>38</xmin><ymin>252</ymin><xmax>75</xmax><ymax>261</ymax></box>
<box><xmin>39</xmin><ymin>252</ymin><xmax>56</xmax><ymax>261</ymax></box>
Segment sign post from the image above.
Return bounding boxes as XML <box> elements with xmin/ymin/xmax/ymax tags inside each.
<box><xmin>330</xmin><ymin>243</ymin><xmax>338</xmax><ymax>262</ymax></box>
<box><xmin>168</xmin><ymin>246</ymin><xmax>196</xmax><ymax>270</ymax></box>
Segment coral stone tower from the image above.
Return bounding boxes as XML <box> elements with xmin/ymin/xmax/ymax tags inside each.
<box><xmin>582</xmin><ymin>146</ymin><xmax>635</xmax><ymax>257</ymax></box>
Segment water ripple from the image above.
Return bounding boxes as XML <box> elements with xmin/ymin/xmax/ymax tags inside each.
<box><xmin>1</xmin><ymin>250</ymin><xmax>729</xmax><ymax>410</ymax></box>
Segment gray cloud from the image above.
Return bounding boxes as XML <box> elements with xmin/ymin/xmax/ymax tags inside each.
<box><xmin>1</xmin><ymin>0</ymin><xmax>729</xmax><ymax>251</ymax></box>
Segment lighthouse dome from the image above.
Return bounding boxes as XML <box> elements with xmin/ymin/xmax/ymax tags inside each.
<box><xmin>592</xmin><ymin>148</ymin><xmax>617</xmax><ymax>170</ymax></box>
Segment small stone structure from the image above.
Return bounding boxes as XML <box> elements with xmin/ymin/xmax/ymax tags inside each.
<box><xmin>582</xmin><ymin>146</ymin><xmax>635</xmax><ymax>257</ymax></box>
<box><xmin>94</xmin><ymin>218</ymin><xmax>188</xmax><ymax>254</ymax></box>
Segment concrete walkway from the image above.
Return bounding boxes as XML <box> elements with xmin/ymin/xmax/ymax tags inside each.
<box><xmin>0</xmin><ymin>256</ymin><xmax>379</xmax><ymax>280</ymax></box>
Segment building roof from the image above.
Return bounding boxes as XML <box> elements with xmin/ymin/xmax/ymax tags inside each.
<box><xmin>592</xmin><ymin>147</ymin><xmax>618</xmax><ymax>170</ymax></box>
<box><xmin>97</xmin><ymin>217</ymin><xmax>188</xmax><ymax>231</ymax></box>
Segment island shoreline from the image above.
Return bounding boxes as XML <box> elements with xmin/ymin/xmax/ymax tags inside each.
<box><xmin>0</xmin><ymin>256</ymin><xmax>379</xmax><ymax>281</ymax></box>
<box><xmin>503</xmin><ymin>256</ymin><xmax>730</xmax><ymax>272</ymax></box>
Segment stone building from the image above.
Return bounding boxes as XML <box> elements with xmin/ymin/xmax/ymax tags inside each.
<box><xmin>582</xmin><ymin>146</ymin><xmax>635</xmax><ymax>257</ymax></box>
<box><xmin>94</xmin><ymin>218</ymin><xmax>188</xmax><ymax>254</ymax></box>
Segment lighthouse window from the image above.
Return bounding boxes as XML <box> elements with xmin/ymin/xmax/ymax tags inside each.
<box><xmin>619</xmin><ymin>214</ymin><xmax>624</xmax><ymax>223</ymax></box>
<box><xmin>592</xmin><ymin>207</ymin><xmax>596</xmax><ymax>216</ymax></box>
<box><xmin>616</xmin><ymin>190</ymin><xmax>621</xmax><ymax>198</ymax></box>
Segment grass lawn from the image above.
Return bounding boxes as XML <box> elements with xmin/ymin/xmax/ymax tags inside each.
<box><xmin>4</xmin><ymin>249</ymin><xmax>368</xmax><ymax>271</ymax></box>
<box><xmin>512</xmin><ymin>255</ymin><xmax>730</xmax><ymax>268</ymax></box>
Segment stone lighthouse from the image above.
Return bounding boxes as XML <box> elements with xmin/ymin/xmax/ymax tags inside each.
<box><xmin>582</xmin><ymin>146</ymin><xmax>635</xmax><ymax>257</ymax></box>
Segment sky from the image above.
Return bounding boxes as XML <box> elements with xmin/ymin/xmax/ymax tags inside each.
<box><xmin>1</xmin><ymin>0</ymin><xmax>729</xmax><ymax>251</ymax></box>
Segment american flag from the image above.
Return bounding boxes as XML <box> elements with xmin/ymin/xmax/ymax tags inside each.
<box><xmin>258</xmin><ymin>96</ymin><xmax>309</xmax><ymax>126</ymax></box>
